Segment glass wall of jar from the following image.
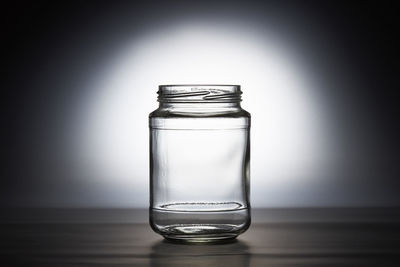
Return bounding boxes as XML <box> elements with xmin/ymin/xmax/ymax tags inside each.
<box><xmin>149</xmin><ymin>85</ymin><xmax>250</xmax><ymax>242</ymax></box>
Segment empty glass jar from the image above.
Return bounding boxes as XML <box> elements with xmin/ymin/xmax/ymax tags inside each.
<box><xmin>149</xmin><ymin>85</ymin><xmax>250</xmax><ymax>242</ymax></box>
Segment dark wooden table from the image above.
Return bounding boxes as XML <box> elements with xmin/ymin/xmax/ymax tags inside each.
<box><xmin>1</xmin><ymin>208</ymin><xmax>400</xmax><ymax>266</ymax></box>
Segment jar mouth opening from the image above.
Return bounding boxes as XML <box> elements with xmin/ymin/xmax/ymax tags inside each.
<box><xmin>158</xmin><ymin>84</ymin><xmax>242</xmax><ymax>103</ymax></box>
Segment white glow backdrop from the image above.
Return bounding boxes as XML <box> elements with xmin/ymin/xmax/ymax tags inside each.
<box><xmin>76</xmin><ymin>21</ymin><xmax>334</xmax><ymax>207</ymax></box>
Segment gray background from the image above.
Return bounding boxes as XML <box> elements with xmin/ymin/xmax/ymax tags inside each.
<box><xmin>3</xmin><ymin>0</ymin><xmax>399</xmax><ymax>207</ymax></box>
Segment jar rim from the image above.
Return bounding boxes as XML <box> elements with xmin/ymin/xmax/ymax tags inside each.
<box><xmin>158</xmin><ymin>84</ymin><xmax>242</xmax><ymax>103</ymax></box>
<box><xmin>159</xmin><ymin>84</ymin><xmax>240</xmax><ymax>87</ymax></box>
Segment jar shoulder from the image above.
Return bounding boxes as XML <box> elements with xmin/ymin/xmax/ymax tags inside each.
<box><xmin>149</xmin><ymin>107</ymin><xmax>251</xmax><ymax>118</ymax></box>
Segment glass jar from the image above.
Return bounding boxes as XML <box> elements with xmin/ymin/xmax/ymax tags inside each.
<box><xmin>149</xmin><ymin>85</ymin><xmax>250</xmax><ymax>242</ymax></box>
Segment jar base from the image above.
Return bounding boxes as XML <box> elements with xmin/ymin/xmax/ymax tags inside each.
<box><xmin>150</xmin><ymin>206</ymin><xmax>250</xmax><ymax>243</ymax></box>
<box><xmin>164</xmin><ymin>234</ymin><xmax>238</xmax><ymax>243</ymax></box>
<box><xmin>161</xmin><ymin>224</ymin><xmax>239</xmax><ymax>243</ymax></box>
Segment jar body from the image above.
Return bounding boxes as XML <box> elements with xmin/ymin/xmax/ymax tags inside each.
<box><xmin>149</xmin><ymin>85</ymin><xmax>250</xmax><ymax>242</ymax></box>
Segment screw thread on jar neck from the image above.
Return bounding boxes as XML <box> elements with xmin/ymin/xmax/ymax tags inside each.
<box><xmin>157</xmin><ymin>85</ymin><xmax>242</xmax><ymax>104</ymax></box>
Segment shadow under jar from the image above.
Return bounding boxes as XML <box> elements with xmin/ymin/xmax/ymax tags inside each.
<box><xmin>149</xmin><ymin>85</ymin><xmax>250</xmax><ymax>242</ymax></box>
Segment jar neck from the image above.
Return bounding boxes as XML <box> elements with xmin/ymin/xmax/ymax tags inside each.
<box><xmin>156</xmin><ymin>85</ymin><xmax>243</xmax><ymax>114</ymax></box>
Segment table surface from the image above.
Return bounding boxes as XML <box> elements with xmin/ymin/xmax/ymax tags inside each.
<box><xmin>1</xmin><ymin>208</ymin><xmax>400</xmax><ymax>266</ymax></box>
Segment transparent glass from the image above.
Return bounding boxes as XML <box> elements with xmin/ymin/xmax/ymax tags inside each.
<box><xmin>149</xmin><ymin>85</ymin><xmax>250</xmax><ymax>242</ymax></box>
